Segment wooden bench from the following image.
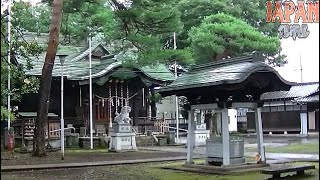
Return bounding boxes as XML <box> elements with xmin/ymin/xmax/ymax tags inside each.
<box><xmin>261</xmin><ymin>164</ymin><xmax>315</xmax><ymax>179</ymax></box>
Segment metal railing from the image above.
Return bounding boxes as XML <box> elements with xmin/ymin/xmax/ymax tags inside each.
<box><xmin>49</xmin><ymin>127</ymin><xmax>76</xmax><ymax>134</ymax></box>
<box><xmin>164</xmin><ymin>118</ymin><xmax>187</xmax><ymax>124</ymax></box>
<box><xmin>162</xmin><ymin>126</ymin><xmax>188</xmax><ymax>132</ymax></box>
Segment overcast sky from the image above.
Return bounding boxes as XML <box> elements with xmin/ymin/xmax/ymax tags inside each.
<box><xmin>274</xmin><ymin>0</ymin><xmax>319</xmax><ymax>83</ymax></box>
<box><xmin>276</xmin><ymin>23</ymin><xmax>319</xmax><ymax>83</ymax></box>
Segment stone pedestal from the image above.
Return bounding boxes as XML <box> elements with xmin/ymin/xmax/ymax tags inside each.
<box><xmin>157</xmin><ymin>135</ymin><xmax>168</xmax><ymax>146</ymax></box>
<box><xmin>109</xmin><ymin>123</ymin><xmax>137</xmax><ymax>152</ymax></box>
<box><xmin>206</xmin><ymin>136</ymin><xmax>245</xmax><ymax>165</ymax></box>
<box><xmin>79</xmin><ymin>127</ymin><xmax>87</xmax><ymax>137</ymax></box>
<box><xmin>166</xmin><ymin>131</ymin><xmax>176</xmax><ymax>145</ymax></box>
<box><xmin>193</xmin><ymin>124</ymin><xmax>210</xmax><ymax>146</ymax></box>
<box><xmin>66</xmin><ymin>133</ymin><xmax>79</xmax><ymax>148</ymax></box>
<box><xmin>79</xmin><ymin>137</ymin><xmax>101</xmax><ymax>148</ymax></box>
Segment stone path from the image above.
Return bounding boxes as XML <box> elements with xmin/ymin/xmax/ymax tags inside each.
<box><xmin>2</xmin><ymin>145</ymin><xmax>318</xmax><ymax>172</ymax></box>
<box><xmin>139</xmin><ymin>146</ymin><xmax>319</xmax><ymax>162</ymax></box>
<box><xmin>1</xmin><ymin>156</ymin><xmax>199</xmax><ymax>172</ymax></box>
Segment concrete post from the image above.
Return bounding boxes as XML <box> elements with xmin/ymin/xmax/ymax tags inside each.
<box><xmin>300</xmin><ymin>112</ymin><xmax>308</xmax><ymax>135</ymax></box>
<box><xmin>221</xmin><ymin>108</ymin><xmax>230</xmax><ymax>166</ymax></box>
<box><xmin>186</xmin><ymin>110</ymin><xmax>195</xmax><ymax>164</ymax></box>
<box><xmin>216</xmin><ymin>112</ymin><xmax>222</xmax><ymax>135</ymax></box>
<box><xmin>254</xmin><ymin>107</ymin><xmax>266</xmax><ymax>163</ymax></box>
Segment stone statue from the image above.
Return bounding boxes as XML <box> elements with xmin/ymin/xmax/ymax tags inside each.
<box><xmin>114</xmin><ymin>106</ymin><xmax>132</xmax><ymax>124</ymax></box>
<box><xmin>109</xmin><ymin>106</ymin><xmax>137</xmax><ymax>152</ymax></box>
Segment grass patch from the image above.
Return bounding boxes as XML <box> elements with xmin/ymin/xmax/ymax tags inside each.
<box><xmin>152</xmin><ymin>159</ymin><xmax>206</xmax><ymax>168</ymax></box>
<box><xmin>265</xmin><ymin>142</ymin><xmax>319</xmax><ymax>154</ymax></box>
<box><xmin>146</xmin><ymin>166</ymin><xmax>265</xmax><ymax>180</ymax></box>
<box><xmin>143</xmin><ymin>161</ymin><xmax>319</xmax><ymax>180</ymax></box>
<box><xmin>65</xmin><ymin>147</ymin><xmax>108</xmax><ymax>153</ymax></box>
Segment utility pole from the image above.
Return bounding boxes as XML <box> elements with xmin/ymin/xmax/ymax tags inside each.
<box><xmin>89</xmin><ymin>37</ymin><xmax>93</xmax><ymax>149</ymax></box>
<box><xmin>6</xmin><ymin>0</ymin><xmax>12</xmax><ymax>130</ymax></box>
<box><xmin>58</xmin><ymin>54</ymin><xmax>67</xmax><ymax>160</ymax></box>
<box><xmin>173</xmin><ymin>32</ymin><xmax>179</xmax><ymax>144</ymax></box>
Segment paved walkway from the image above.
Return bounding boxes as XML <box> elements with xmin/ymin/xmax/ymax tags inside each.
<box><xmin>139</xmin><ymin>146</ymin><xmax>319</xmax><ymax>162</ymax></box>
<box><xmin>263</xmin><ymin>153</ymin><xmax>319</xmax><ymax>162</ymax></box>
<box><xmin>2</xmin><ymin>142</ymin><xmax>318</xmax><ymax>172</ymax></box>
<box><xmin>1</xmin><ymin>155</ymin><xmax>203</xmax><ymax>172</ymax></box>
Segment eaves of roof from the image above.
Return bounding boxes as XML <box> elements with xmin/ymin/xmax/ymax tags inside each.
<box><xmin>157</xmin><ymin>57</ymin><xmax>293</xmax><ymax>93</ymax></box>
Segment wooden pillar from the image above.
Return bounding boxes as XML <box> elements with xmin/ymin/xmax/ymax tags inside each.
<box><xmin>254</xmin><ymin>107</ymin><xmax>266</xmax><ymax>162</ymax></box>
<box><xmin>221</xmin><ymin>108</ymin><xmax>230</xmax><ymax>166</ymax></box>
<box><xmin>186</xmin><ymin>110</ymin><xmax>195</xmax><ymax>164</ymax></box>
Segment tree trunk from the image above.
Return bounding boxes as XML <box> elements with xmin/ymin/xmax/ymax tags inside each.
<box><xmin>33</xmin><ymin>0</ymin><xmax>64</xmax><ymax>157</ymax></box>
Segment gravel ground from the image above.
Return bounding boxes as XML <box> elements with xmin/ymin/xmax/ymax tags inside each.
<box><xmin>1</xmin><ymin>150</ymin><xmax>186</xmax><ymax>166</ymax></box>
<box><xmin>1</xmin><ymin>163</ymin><xmax>160</xmax><ymax>180</ymax></box>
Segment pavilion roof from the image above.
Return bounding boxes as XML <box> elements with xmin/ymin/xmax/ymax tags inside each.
<box><xmin>157</xmin><ymin>53</ymin><xmax>293</xmax><ymax>94</ymax></box>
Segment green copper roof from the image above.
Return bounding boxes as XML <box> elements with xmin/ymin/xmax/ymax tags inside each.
<box><xmin>16</xmin><ymin>42</ymin><xmax>175</xmax><ymax>84</ymax></box>
<box><xmin>157</xmin><ymin>53</ymin><xmax>292</xmax><ymax>93</ymax></box>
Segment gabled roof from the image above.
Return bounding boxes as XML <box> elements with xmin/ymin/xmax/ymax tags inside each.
<box><xmin>16</xmin><ymin>34</ymin><xmax>175</xmax><ymax>83</ymax></box>
<box><xmin>295</xmin><ymin>94</ymin><xmax>319</xmax><ymax>103</ymax></box>
<box><xmin>157</xmin><ymin>53</ymin><xmax>293</xmax><ymax>93</ymax></box>
<box><xmin>260</xmin><ymin>82</ymin><xmax>319</xmax><ymax>101</ymax></box>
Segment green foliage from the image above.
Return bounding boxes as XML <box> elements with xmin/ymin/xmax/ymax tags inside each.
<box><xmin>9</xmin><ymin>0</ymin><xmax>193</xmax><ymax>67</ymax></box>
<box><xmin>1</xmin><ymin>5</ymin><xmax>41</xmax><ymax>121</ymax></box>
<box><xmin>177</xmin><ymin>0</ymin><xmax>241</xmax><ymax>48</ymax></box>
<box><xmin>177</xmin><ymin>0</ymin><xmax>286</xmax><ymax>66</ymax></box>
<box><xmin>111</xmin><ymin>0</ymin><xmax>192</xmax><ymax>66</ymax></box>
<box><xmin>6</xmin><ymin>0</ymin><xmax>288</xmax><ymax>83</ymax></box>
<box><xmin>1</xmin><ymin>106</ymin><xmax>15</xmax><ymax>122</ymax></box>
<box><xmin>11</xmin><ymin>1</ymin><xmax>117</xmax><ymax>43</ymax></box>
<box><xmin>232</xmin><ymin>0</ymin><xmax>279</xmax><ymax>36</ymax></box>
<box><xmin>61</xmin><ymin>0</ymin><xmax>117</xmax><ymax>43</ymax></box>
<box><xmin>188</xmin><ymin>13</ymin><xmax>280</xmax><ymax>64</ymax></box>
<box><xmin>11</xmin><ymin>1</ymin><xmax>51</xmax><ymax>33</ymax></box>
<box><xmin>149</xmin><ymin>92</ymin><xmax>163</xmax><ymax>103</ymax></box>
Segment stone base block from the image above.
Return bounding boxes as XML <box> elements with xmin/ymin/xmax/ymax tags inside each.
<box><xmin>112</xmin><ymin>123</ymin><xmax>132</xmax><ymax>133</ymax></box>
<box><xmin>206</xmin><ymin>157</ymin><xmax>245</xmax><ymax>166</ymax></box>
<box><xmin>66</xmin><ymin>133</ymin><xmax>79</xmax><ymax>148</ymax></box>
<box><xmin>109</xmin><ymin>132</ymin><xmax>137</xmax><ymax>152</ymax></box>
<box><xmin>79</xmin><ymin>137</ymin><xmax>101</xmax><ymax>148</ymax></box>
<box><xmin>193</xmin><ymin>130</ymin><xmax>210</xmax><ymax>146</ymax></box>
